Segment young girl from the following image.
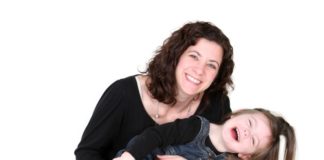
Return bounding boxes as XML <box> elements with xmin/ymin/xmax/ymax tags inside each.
<box><xmin>113</xmin><ymin>108</ymin><xmax>296</xmax><ymax>160</ymax></box>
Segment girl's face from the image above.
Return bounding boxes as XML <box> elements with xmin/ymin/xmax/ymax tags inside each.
<box><xmin>175</xmin><ymin>38</ymin><xmax>223</xmax><ymax>96</ymax></box>
<box><xmin>221</xmin><ymin>111</ymin><xmax>272</xmax><ymax>155</ymax></box>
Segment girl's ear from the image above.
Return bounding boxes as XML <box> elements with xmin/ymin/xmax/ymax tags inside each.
<box><xmin>238</xmin><ymin>153</ymin><xmax>251</xmax><ymax>160</ymax></box>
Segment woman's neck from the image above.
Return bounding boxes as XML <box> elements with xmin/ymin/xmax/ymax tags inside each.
<box><xmin>140</xmin><ymin>75</ymin><xmax>202</xmax><ymax>123</ymax></box>
<box><xmin>174</xmin><ymin>95</ymin><xmax>194</xmax><ymax>108</ymax></box>
<box><xmin>154</xmin><ymin>93</ymin><xmax>202</xmax><ymax>124</ymax></box>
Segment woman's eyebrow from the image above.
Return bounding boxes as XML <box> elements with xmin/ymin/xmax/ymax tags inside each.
<box><xmin>209</xmin><ymin>59</ymin><xmax>220</xmax><ymax>67</ymax></box>
<box><xmin>188</xmin><ymin>50</ymin><xmax>201</xmax><ymax>56</ymax></box>
<box><xmin>188</xmin><ymin>50</ymin><xmax>220</xmax><ymax>66</ymax></box>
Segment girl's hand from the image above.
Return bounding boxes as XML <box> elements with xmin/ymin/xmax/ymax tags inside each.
<box><xmin>156</xmin><ymin>155</ymin><xmax>187</xmax><ymax>160</ymax></box>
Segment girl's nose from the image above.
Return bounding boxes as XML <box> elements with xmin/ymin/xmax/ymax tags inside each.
<box><xmin>243</xmin><ymin>129</ymin><xmax>250</xmax><ymax>137</ymax></box>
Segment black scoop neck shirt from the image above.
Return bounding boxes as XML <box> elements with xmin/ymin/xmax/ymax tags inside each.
<box><xmin>75</xmin><ymin>75</ymin><xmax>231</xmax><ymax>160</ymax></box>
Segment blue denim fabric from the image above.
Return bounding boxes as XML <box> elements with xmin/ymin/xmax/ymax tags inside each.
<box><xmin>116</xmin><ymin>116</ymin><xmax>227</xmax><ymax>160</ymax></box>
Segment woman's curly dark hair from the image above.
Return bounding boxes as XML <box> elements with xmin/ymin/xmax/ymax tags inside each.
<box><xmin>144</xmin><ymin>21</ymin><xmax>234</xmax><ymax>105</ymax></box>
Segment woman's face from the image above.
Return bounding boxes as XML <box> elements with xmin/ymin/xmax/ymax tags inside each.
<box><xmin>221</xmin><ymin>111</ymin><xmax>272</xmax><ymax>155</ymax></box>
<box><xmin>175</xmin><ymin>38</ymin><xmax>223</xmax><ymax>96</ymax></box>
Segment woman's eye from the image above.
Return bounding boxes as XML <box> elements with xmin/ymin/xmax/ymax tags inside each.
<box><xmin>252</xmin><ymin>138</ymin><xmax>255</xmax><ymax>145</ymax></box>
<box><xmin>249</xmin><ymin>120</ymin><xmax>252</xmax><ymax>126</ymax></box>
<box><xmin>207</xmin><ymin>64</ymin><xmax>217</xmax><ymax>70</ymax></box>
<box><xmin>189</xmin><ymin>54</ymin><xmax>198</xmax><ymax>60</ymax></box>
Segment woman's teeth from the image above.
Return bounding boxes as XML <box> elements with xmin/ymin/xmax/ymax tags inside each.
<box><xmin>186</xmin><ymin>75</ymin><xmax>201</xmax><ymax>84</ymax></box>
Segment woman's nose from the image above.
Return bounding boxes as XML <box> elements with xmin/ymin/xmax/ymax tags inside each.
<box><xmin>194</xmin><ymin>64</ymin><xmax>205</xmax><ymax>75</ymax></box>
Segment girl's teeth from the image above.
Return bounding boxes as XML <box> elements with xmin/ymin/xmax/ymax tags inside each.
<box><xmin>236</xmin><ymin>128</ymin><xmax>240</xmax><ymax>141</ymax></box>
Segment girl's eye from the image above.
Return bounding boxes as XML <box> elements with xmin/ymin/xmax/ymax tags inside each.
<box><xmin>249</xmin><ymin>120</ymin><xmax>252</xmax><ymax>127</ymax></box>
<box><xmin>252</xmin><ymin>137</ymin><xmax>255</xmax><ymax>146</ymax></box>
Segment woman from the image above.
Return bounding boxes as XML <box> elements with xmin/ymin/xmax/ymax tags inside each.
<box><xmin>75</xmin><ymin>21</ymin><xmax>234</xmax><ymax>160</ymax></box>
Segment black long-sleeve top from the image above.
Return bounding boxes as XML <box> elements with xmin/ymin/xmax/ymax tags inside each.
<box><xmin>75</xmin><ymin>75</ymin><xmax>231</xmax><ymax>160</ymax></box>
<box><xmin>125</xmin><ymin>116</ymin><xmax>220</xmax><ymax>160</ymax></box>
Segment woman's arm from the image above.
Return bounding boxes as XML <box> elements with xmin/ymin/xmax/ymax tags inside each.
<box><xmin>75</xmin><ymin>80</ymin><xmax>125</xmax><ymax>160</ymax></box>
<box><xmin>124</xmin><ymin>116</ymin><xmax>201</xmax><ymax>160</ymax></box>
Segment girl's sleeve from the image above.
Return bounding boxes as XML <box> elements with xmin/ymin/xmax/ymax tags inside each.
<box><xmin>125</xmin><ymin>116</ymin><xmax>201</xmax><ymax>160</ymax></box>
<box><xmin>75</xmin><ymin>80</ymin><xmax>125</xmax><ymax>160</ymax></box>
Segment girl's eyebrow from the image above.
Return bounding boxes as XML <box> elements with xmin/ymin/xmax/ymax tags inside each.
<box><xmin>251</xmin><ymin>115</ymin><xmax>260</xmax><ymax>148</ymax></box>
<box><xmin>251</xmin><ymin>115</ymin><xmax>257</xmax><ymax>127</ymax></box>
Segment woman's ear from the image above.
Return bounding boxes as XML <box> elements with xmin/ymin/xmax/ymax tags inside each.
<box><xmin>238</xmin><ymin>153</ymin><xmax>251</xmax><ymax>160</ymax></box>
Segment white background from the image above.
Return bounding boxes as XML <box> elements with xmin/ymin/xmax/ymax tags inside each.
<box><xmin>0</xmin><ymin>1</ymin><xmax>323</xmax><ymax>160</ymax></box>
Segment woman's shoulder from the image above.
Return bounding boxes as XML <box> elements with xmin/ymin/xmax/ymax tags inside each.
<box><xmin>199</xmin><ymin>92</ymin><xmax>231</xmax><ymax>123</ymax></box>
<box><xmin>112</xmin><ymin>74</ymin><xmax>138</xmax><ymax>86</ymax></box>
<box><xmin>100</xmin><ymin>75</ymin><xmax>139</xmax><ymax>98</ymax></box>
<box><xmin>207</xmin><ymin>92</ymin><xmax>230</xmax><ymax>111</ymax></box>
<box><xmin>105</xmin><ymin>75</ymin><xmax>140</xmax><ymax>91</ymax></box>
<box><xmin>208</xmin><ymin>92</ymin><xmax>229</xmax><ymax>103</ymax></box>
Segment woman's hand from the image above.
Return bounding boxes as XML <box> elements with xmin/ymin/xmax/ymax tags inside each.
<box><xmin>156</xmin><ymin>155</ymin><xmax>187</xmax><ymax>160</ymax></box>
<box><xmin>112</xmin><ymin>151</ymin><xmax>135</xmax><ymax>160</ymax></box>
